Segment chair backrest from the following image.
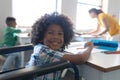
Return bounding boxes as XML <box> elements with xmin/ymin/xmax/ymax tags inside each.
<box><xmin>0</xmin><ymin>44</ymin><xmax>79</xmax><ymax>80</ymax></box>
<box><xmin>0</xmin><ymin>44</ymin><xmax>33</xmax><ymax>54</ymax></box>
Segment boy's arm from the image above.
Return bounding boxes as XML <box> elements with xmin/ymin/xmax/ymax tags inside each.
<box><xmin>27</xmin><ymin>42</ymin><xmax>93</xmax><ymax>66</ymax></box>
<box><xmin>62</xmin><ymin>42</ymin><xmax>93</xmax><ymax>64</ymax></box>
<box><xmin>11</xmin><ymin>28</ymin><xmax>21</xmax><ymax>33</ymax></box>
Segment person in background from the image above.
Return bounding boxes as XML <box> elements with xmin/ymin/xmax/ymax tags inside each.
<box><xmin>26</xmin><ymin>13</ymin><xmax>93</xmax><ymax>80</ymax></box>
<box><xmin>1</xmin><ymin>17</ymin><xmax>22</xmax><ymax>71</ymax></box>
<box><xmin>87</xmin><ymin>8</ymin><xmax>120</xmax><ymax>41</ymax></box>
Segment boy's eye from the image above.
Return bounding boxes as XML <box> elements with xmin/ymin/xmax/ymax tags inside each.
<box><xmin>47</xmin><ymin>31</ymin><xmax>64</xmax><ymax>36</ymax></box>
<box><xmin>48</xmin><ymin>31</ymin><xmax>53</xmax><ymax>34</ymax></box>
<box><xmin>58</xmin><ymin>32</ymin><xmax>64</xmax><ymax>35</ymax></box>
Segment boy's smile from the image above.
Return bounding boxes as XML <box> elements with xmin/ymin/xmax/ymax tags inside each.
<box><xmin>43</xmin><ymin>24</ymin><xmax>64</xmax><ymax>50</ymax></box>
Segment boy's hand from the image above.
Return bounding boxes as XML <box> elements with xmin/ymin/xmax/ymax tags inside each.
<box><xmin>84</xmin><ymin>42</ymin><xmax>94</xmax><ymax>49</ymax></box>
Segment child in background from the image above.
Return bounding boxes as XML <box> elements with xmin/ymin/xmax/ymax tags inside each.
<box><xmin>26</xmin><ymin>13</ymin><xmax>93</xmax><ymax>80</ymax></box>
<box><xmin>1</xmin><ymin>17</ymin><xmax>22</xmax><ymax>71</ymax></box>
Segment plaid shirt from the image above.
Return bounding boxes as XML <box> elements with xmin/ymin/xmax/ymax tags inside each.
<box><xmin>26</xmin><ymin>44</ymin><xmax>65</xmax><ymax>80</ymax></box>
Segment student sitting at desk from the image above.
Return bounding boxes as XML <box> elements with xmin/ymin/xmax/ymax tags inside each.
<box><xmin>86</xmin><ymin>8</ymin><xmax>120</xmax><ymax>41</ymax></box>
<box><xmin>26</xmin><ymin>13</ymin><xmax>93</xmax><ymax>80</ymax></box>
<box><xmin>1</xmin><ymin>17</ymin><xmax>22</xmax><ymax>71</ymax></box>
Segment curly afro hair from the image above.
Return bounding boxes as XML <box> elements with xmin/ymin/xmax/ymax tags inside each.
<box><xmin>31</xmin><ymin>12</ymin><xmax>74</xmax><ymax>50</ymax></box>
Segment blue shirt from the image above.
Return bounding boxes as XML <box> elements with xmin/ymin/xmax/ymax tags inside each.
<box><xmin>26</xmin><ymin>43</ymin><xmax>65</xmax><ymax>80</ymax></box>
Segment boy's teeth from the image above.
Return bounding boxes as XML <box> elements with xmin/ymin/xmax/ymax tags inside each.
<box><xmin>53</xmin><ymin>42</ymin><xmax>58</xmax><ymax>44</ymax></box>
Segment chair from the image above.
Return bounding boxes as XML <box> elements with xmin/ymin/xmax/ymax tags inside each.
<box><xmin>0</xmin><ymin>44</ymin><xmax>80</xmax><ymax>80</ymax></box>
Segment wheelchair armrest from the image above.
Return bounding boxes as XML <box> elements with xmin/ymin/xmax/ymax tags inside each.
<box><xmin>0</xmin><ymin>61</ymin><xmax>71</xmax><ymax>80</ymax></box>
<box><xmin>0</xmin><ymin>44</ymin><xmax>33</xmax><ymax>54</ymax></box>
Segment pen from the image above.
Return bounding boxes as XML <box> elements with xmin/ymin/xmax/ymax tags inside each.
<box><xmin>102</xmin><ymin>51</ymin><xmax>120</xmax><ymax>54</ymax></box>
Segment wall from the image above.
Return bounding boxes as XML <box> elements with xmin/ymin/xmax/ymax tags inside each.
<box><xmin>102</xmin><ymin>0</ymin><xmax>109</xmax><ymax>13</ymax></box>
<box><xmin>61</xmin><ymin>0</ymin><xmax>77</xmax><ymax>27</ymax></box>
<box><xmin>0</xmin><ymin>0</ymin><xmax>12</xmax><ymax>42</ymax></box>
<box><xmin>104</xmin><ymin>0</ymin><xmax>120</xmax><ymax>21</ymax></box>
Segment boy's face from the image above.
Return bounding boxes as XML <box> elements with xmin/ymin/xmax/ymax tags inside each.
<box><xmin>10</xmin><ymin>21</ymin><xmax>17</xmax><ymax>28</ymax></box>
<box><xmin>43</xmin><ymin>24</ymin><xmax>64</xmax><ymax>50</ymax></box>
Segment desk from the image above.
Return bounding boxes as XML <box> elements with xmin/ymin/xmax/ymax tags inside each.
<box><xmin>66</xmin><ymin>42</ymin><xmax>120</xmax><ymax>80</ymax></box>
<box><xmin>17</xmin><ymin>33</ymin><xmax>31</xmax><ymax>44</ymax></box>
<box><xmin>17</xmin><ymin>33</ymin><xmax>31</xmax><ymax>67</ymax></box>
<box><xmin>80</xmin><ymin>35</ymin><xmax>103</xmax><ymax>41</ymax></box>
<box><xmin>73</xmin><ymin>34</ymin><xmax>103</xmax><ymax>42</ymax></box>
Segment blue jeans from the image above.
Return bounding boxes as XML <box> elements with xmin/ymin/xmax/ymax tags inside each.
<box><xmin>1</xmin><ymin>52</ymin><xmax>21</xmax><ymax>71</ymax></box>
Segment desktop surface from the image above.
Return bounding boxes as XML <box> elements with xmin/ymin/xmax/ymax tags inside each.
<box><xmin>66</xmin><ymin>42</ymin><xmax>120</xmax><ymax>72</ymax></box>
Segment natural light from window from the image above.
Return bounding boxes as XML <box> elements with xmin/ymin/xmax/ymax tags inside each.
<box><xmin>12</xmin><ymin>0</ymin><xmax>57</xmax><ymax>27</ymax></box>
<box><xmin>76</xmin><ymin>0</ymin><xmax>101</xmax><ymax>30</ymax></box>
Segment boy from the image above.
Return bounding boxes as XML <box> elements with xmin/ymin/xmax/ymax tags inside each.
<box><xmin>26</xmin><ymin>13</ymin><xmax>93</xmax><ymax>80</ymax></box>
<box><xmin>1</xmin><ymin>17</ymin><xmax>22</xmax><ymax>71</ymax></box>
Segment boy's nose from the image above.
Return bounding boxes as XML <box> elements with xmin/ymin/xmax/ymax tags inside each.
<box><xmin>53</xmin><ymin>34</ymin><xmax>59</xmax><ymax>38</ymax></box>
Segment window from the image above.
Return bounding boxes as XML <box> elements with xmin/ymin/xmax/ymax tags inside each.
<box><xmin>76</xmin><ymin>0</ymin><xmax>102</xmax><ymax>31</ymax></box>
<box><xmin>12</xmin><ymin>0</ymin><xmax>60</xmax><ymax>27</ymax></box>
